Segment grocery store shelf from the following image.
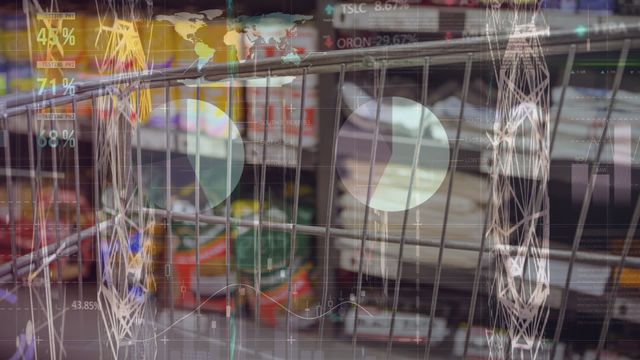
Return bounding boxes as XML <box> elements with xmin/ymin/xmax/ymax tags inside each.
<box><xmin>329</xmin><ymin>127</ymin><xmax>638</xmax><ymax>178</ymax></box>
<box><xmin>336</xmin><ymin>129</ymin><xmax>453</xmax><ymax>167</ymax></box>
<box><xmin>4</xmin><ymin>118</ymin><xmax>316</xmax><ymax>168</ymax></box>
<box><xmin>333</xmin><ymin>4</ymin><xmax>640</xmax><ymax>36</ymax></box>
<box><xmin>335</xmin><ymin>240</ymin><xmax>640</xmax><ymax>325</ymax></box>
<box><xmin>133</xmin><ymin>126</ymin><xmax>316</xmax><ymax>168</ymax></box>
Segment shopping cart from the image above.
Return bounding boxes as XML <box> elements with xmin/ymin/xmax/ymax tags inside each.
<box><xmin>1</xmin><ymin>24</ymin><xmax>640</xmax><ymax>360</ymax></box>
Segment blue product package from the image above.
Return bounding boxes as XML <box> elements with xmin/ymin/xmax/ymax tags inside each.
<box><xmin>544</xmin><ymin>0</ymin><xmax>578</xmax><ymax>10</ymax></box>
<box><xmin>578</xmin><ymin>0</ymin><xmax>615</xmax><ymax>11</ymax></box>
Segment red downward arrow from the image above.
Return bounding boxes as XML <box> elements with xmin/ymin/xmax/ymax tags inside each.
<box><xmin>323</xmin><ymin>35</ymin><xmax>334</xmax><ymax>49</ymax></box>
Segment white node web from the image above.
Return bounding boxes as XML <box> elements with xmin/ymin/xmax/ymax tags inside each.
<box><xmin>486</xmin><ymin>3</ymin><xmax>551</xmax><ymax>359</ymax></box>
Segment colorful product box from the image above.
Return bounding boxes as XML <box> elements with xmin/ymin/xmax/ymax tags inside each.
<box><xmin>1</xmin><ymin>15</ymin><xmax>33</xmax><ymax>94</ymax></box>
<box><xmin>173</xmin><ymin>221</ymin><xmax>236</xmax><ymax>312</ymax></box>
<box><xmin>175</xmin><ymin>85</ymin><xmax>244</xmax><ymax>134</ymax></box>
<box><xmin>0</xmin><ymin>59</ymin><xmax>8</xmax><ymax>96</ymax></box>
<box><xmin>0</xmin><ymin>181</ymin><xmax>94</xmax><ymax>281</ymax></box>
<box><xmin>1</xmin><ymin>15</ymin><xmax>31</xmax><ymax>63</ymax></box>
<box><xmin>7</xmin><ymin>62</ymin><xmax>33</xmax><ymax>94</ymax></box>
<box><xmin>452</xmin><ymin>326</ymin><xmax>567</xmax><ymax>360</ymax></box>
<box><xmin>241</xmin><ymin>262</ymin><xmax>318</xmax><ymax>329</ymax></box>
<box><xmin>141</xmin><ymin>20</ymin><xmax>176</xmax><ymax>71</ymax></box>
<box><xmin>83</xmin><ymin>15</ymin><xmax>104</xmax><ymax>75</ymax></box>
<box><xmin>232</xmin><ymin>199</ymin><xmax>312</xmax><ymax>274</ymax></box>
<box><xmin>245</xmin><ymin>25</ymin><xmax>319</xmax><ymax>148</ymax></box>
<box><xmin>246</xmin><ymin>85</ymin><xmax>318</xmax><ymax>148</ymax></box>
<box><xmin>140</xmin><ymin>19</ymin><xmax>180</xmax><ymax>127</ymax></box>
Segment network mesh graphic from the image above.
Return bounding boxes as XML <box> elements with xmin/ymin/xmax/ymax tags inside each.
<box><xmin>486</xmin><ymin>2</ymin><xmax>551</xmax><ymax>359</ymax></box>
<box><xmin>94</xmin><ymin>2</ymin><xmax>157</xmax><ymax>358</ymax></box>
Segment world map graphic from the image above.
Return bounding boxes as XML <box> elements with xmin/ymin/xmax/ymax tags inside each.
<box><xmin>157</xmin><ymin>11</ymin><xmax>312</xmax><ymax>70</ymax></box>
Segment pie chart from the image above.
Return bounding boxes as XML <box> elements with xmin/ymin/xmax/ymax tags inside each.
<box><xmin>336</xmin><ymin>96</ymin><xmax>450</xmax><ymax>212</ymax></box>
<box><xmin>183</xmin><ymin>99</ymin><xmax>245</xmax><ymax>208</ymax></box>
<box><xmin>145</xmin><ymin>99</ymin><xmax>245</xmax><ymax>210</ymax></box>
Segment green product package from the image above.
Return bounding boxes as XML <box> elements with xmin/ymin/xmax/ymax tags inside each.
<box><xmin>232</xmin><ymin>199</ymin><xmax>313</xmax><ymax>274</ymax></box>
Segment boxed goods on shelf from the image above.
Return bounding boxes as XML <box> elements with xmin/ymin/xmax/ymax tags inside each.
<box><xmin>82</xmin><ymin>15</ymin><xmax>101</xmax><ymax>74</ymax></box>
<box><xmin>336</xmin><ymin>170</ymin><xmax>488</xmax><ymax>275</ymax></box>
<box><xmin>232</xmin><ymin>198</ymin><xmax>313</xmax><ymax>274</ymax></box>
<box><xmin>452</xmin><ymin>325</ymin><xmax>567</xmax><ymax>360</ymax></box>
<box><xmin>609</xmin><ymin>238</ymin><xmax>640</xmax><ymax>289</ymax></box>
<box><xmin>140</xmin><ymin>19</ymin><xmax>176</xmax><ymax>71</ymax></box>
<box><xmin>231</xmin><ymin>189</ymin><xmax>317</xmax><ymax>327</ymax></box>
<box><xmin>140</xmin><ymin>19</ymin><xmax>180</xmax><ymax>128</ymax></box>
<box><xmin>344</xmin><ymin>307</ymin><xmax>448</xmax><ymax>344</ymax></box>
<box><xmin>246</xmin><ymin>84</ymin><xmax>318</xmax><ymax>148</ymax></box>
<box><xmin>245</xmin><ymin>25</ymin><xmax>319</xmax><ymax>149</ymax></box>
<box><xmin>144</xmin><ymin>173</ymin><xmax>239</xmax><ymax>312</ymax></box>
<box><xmin>0</xmin><ymin>60</ymin><xmax>7</xmax><ymax>96</ymax></box>
<box><xmin>0</xmin><ymin>180</ymin><xmax>94</xmax><ymax>281</ymax></box>
<box><xmin>1</xmin><ymin>14</ymin><xmax>31</xmax><ymax>63</ymax></box>
<box><xmin>145</xmin><ymin>222</ymin><xmax>166</xmax><ymax>295</ymax></box>
<box><xmin>172</xmin><ymin>216</ymin><xmax>233</xmax><ymax>312</ymax></box>
<box><xmin>1</xmin><ymin>14</ymin><xmax>33</xmax><ymax>94</ymax></box>
<box><xmin>617</xmin><ymin>0</ymin><xmax>640</xmax><ymax>14</ymax></box>
<box><xmin>240</xmin><ymin>261</ymin><xmax>318</xmax><ymax>329</ymax></box>
<box><xmin>583</xmin><ymin>350</ymin><xmax>632</xmax><ymax>360</ymax></box>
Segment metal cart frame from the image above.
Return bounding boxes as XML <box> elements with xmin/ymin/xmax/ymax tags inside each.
<box><xmin>1</xmin><ymin>25</ymin><xmax>640</xmax><ymax>360</ymax></box>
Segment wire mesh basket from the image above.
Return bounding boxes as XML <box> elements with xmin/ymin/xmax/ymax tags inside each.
<box><xmin>1</xmin><ymin>24</ymin><xmax>640</xmax><ymax>359</ymax></box>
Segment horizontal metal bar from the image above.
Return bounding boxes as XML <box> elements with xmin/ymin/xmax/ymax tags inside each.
<box><xmin>0</xmin><ymin>39</ymin><xmax>633</xmax><ymax>121</ymax></box>
<box><xmin>0</xmin><ymin>220</ymin><xmax>109</xmax><ymax>279</ymax></box>
<box><xmin>1</xmin><ymin>25</ymin><xmax>638</xmax><ymax>114</ymax></box>
<box><xmin>138</xmin><ymin>208</ymin><xmax>640</xmax><ymax>268</ymax></box>
<box><xmin>0</xmin><ymin>41</ymin><xmax>630</xmax><ymax>123</ymax></box>
<box><xmin>0</xmin><ymin>245</ymin><xmax>78</xmax><ymax>284</ymax></box>
<box><xmin>0</xmin><ymin>168</ymin><xmax>65</xmax><ymax>179</ymax></box>
<box><xmin>3</xmin><ymin>204</ymin><xmax>639</xmax><ymax>283</ymax></box>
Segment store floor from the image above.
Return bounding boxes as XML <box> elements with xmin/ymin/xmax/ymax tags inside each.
<box><xmin>0</xmin><ymin>283</ymin><xmax>451</xmax><ymax>359</ymax></box>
